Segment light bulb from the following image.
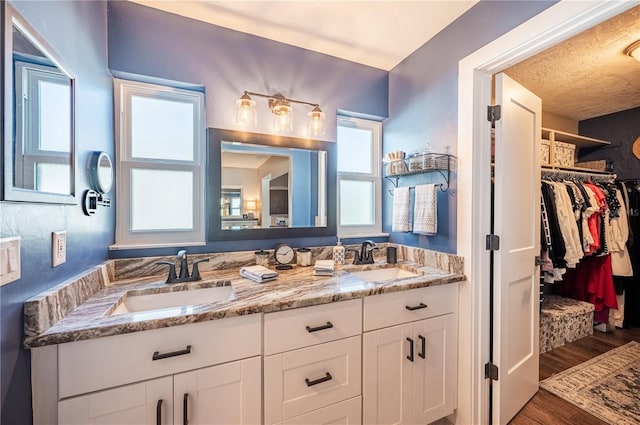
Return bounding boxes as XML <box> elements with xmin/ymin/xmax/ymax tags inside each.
<box><xmin>235</xmin><ymin>93</ymin><xmax>256</xmax><ymax>126</ymax></box>
<box><xmin>307</xmin><ymin>106</ymin><xmax>325</xmax><ymax>137</ymax></box>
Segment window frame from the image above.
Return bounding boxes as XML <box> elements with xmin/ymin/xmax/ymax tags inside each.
<box><xmin>336</xmin><ymin>116</ymin><xmax>382</xmax><ymax>237</ymax></box>
<box><xmin>113</xmin><ymin>79</ymin><xmax>205</xmax><ymax>248</ymax></box>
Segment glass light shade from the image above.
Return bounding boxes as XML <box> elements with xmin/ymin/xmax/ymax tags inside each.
<box><xmin>273</xmin><ymin>103</ymin><xmax>293</xmax><ymax>132</ymax></box>
<box><xmin>307</xmin><ymin>107</ymin><xmax>325</xmax><ymax>137</ymax></box>
<box><xmin>235</xmin><ymin>95</ymin><xmax>256</xmax><ymax>126</ymax></box>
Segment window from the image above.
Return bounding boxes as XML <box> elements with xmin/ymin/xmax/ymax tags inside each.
<box><xmin>337</xmin><ymin>116</ymin><xmax>382</xmax><ymax>236</ymax></box>
<box><xmin>14</xmin><ymin>61</ymin><xmax>73</xmax><ymax>194</ymax></box>
<box><xmin>114</xmin><ymin>79</ymin><xmax>205</xmax><ymax>247</ymax></box>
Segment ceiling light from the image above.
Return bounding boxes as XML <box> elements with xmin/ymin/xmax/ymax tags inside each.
<box><xmin>624</xmin><ymin>40</ymin><xmax>640</xmax><ymax>62</ymax></box>
<box><xmin>235</xmin><ymin>91</ymin><xmax>324</xmax><ymax>136</ymax></box>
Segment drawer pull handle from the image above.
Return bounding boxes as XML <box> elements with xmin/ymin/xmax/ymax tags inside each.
<box><xmin>156</xmin><ymin>399</ymin><xmax>162</xmax><ymax>425</ymax></box>
<box><xmin>183</xmin><ymin>393</ymin><xmax>189</xmax><ymax>425</ymax></box>
<box><xmin>306</xmin><ymin>321</ymin><xmax>334</xmax><ymax>333</ymax></box>
<box><xmin>305</xmin><ymin>372</ymin><xmax>333</xmax><ymax>387</ymax></box>
<box><xmin>418</xmin><ymin>335</ymin><xmax>426</xmax><ymax>359</ymax></box>
<box><xmin>405</xmin><ymin>303</ymin><xmax>428</xmax><ymax>311</ymax></box>
<box><xmin>407</xmin><ymin>337</ymin><xmax>414</xmax><ymax>362</ymax></box>
<box><xmin>152</xmin><ymin>345</ymin><xmax>192</xmax><ymax>361</ymax></box>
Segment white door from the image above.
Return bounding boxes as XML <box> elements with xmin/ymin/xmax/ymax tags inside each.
<box><xmin>362</xmin><ymin>323</ymin><xmax>414</xmax><ymax>425</ymax></box>
<box><xmin>413</xmin><ymin>314</ymin><xmax>456</xmax><ymax>425</ymax></box>
<box><xmin>492</xmin><ymin>72</ymin><xmax>541</xmax><ymax>424</ymax></box>
<box><xmin>58</xmin><ymin>376</ymin><xmax>173</xmax><ymax>425</ymax></box>
<box><xmin>174</xmin><ymin>357</ymin><xmax>262</xmax><ymax>425</ymax></box>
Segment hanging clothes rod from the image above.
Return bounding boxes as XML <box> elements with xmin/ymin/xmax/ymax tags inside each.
<box><xmin>541</xmin><ymin>168</ymin><xmax>616</xmax><ymax>182</ymax></box>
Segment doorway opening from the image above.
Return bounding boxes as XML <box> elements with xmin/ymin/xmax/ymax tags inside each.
<box><xmin>456</xmin><ymin>1</ymin><xmax>640</xmax><ymax>424</ymax></box>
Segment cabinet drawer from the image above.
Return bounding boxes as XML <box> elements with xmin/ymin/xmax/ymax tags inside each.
<box><xmin>59</xmin><ymin>314</ymin><xmax>261</xmax><ymax>399</ymax></box>
<box><xmin>264</xmin><ymin>336</ymin><xmax>361</xmax><ymax>424</ymax></box>
<box><xmin>363</xmin><ymin>284</ymin><xmax>457</xmax><ymax>331</ymax></box>
<box><xmin>281</xmin><ymin>397</ymin><xmax>361</xmax><ymax>425</ymax></box>
<box><xmin>264</xmin><ymin>299</ymin><xmax>361</xmax><ymax>355</ymax></box>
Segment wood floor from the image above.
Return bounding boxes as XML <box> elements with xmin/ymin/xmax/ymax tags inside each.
<box><xmin>509</xmin><ymin>326</ymin><xmax>640</xmax><ymax>424</ymax></box>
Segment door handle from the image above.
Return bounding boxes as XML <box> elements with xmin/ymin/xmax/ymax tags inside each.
<box><xmin>406</xmin><ymin>337</ymin><xmax>414</xmax><ymax>362</ymax></box>
<box><xmin>306</xmin><ymin>321</ymin><xmax>334</xmax><ymax>333</ymax></box>
<box><xmin>418</xmin><ymin>335</ymin><xmax>426</xmax><ymax>359</ymax></box>
<box><xmin>405</xmin><ymin>303</ymin><xmax>428</xmax><ymax>311</ymax></box>
<box><xmin>183</xmin><ymin>393</ymin><xmax>189</xmax><ymax>425</ymax></box>
<box><xmin>152</xmin><ymin>345</ymin><xmax>192</xmax><ymax>361</ymax></box>
<box><xmin>156</xmin><ymin>399</ymin><xmax>162</xmax><ymax>425</ymax></box>
<box><xmin>305</xmin><ymin>372</ymin><xmax>333</xmax><ymax>386</ymax></box>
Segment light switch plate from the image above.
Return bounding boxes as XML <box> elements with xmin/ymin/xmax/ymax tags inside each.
<box><xmin>0</xmin><ymin>236</ymin><xmax>21</xmax><ymax>286</ymax></box>
<box><xmin>52</xmin><ymin>231</ymin><xmax>67</xmax><ymax>267</ymax></box>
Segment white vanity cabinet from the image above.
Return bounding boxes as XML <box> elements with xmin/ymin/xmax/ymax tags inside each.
<box><xmin>263</xmin><ymin>299</ymin><xmax>362</xmax><ymax>425</ymax></box>
<box><xmin>362</xmin><ymin>284</ymin><xmax>458</xmax><ymax>425</ymax></box>
<box><xmin>53</xmin><ymin>315</ymin><xmax>262</xmax><ymax>425</ymax></box>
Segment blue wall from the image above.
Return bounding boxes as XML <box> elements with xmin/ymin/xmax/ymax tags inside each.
<box><xmin>0</xmin><ymin>2</ymin><xmax>113</xmax><ymax>423</ymax></box>
<box><xmin>578</xmin><ymin>107</ymin><xmax>640</xmax><ymax>180</ymax></box>
<box><xmin>107</xmin><ymin>1</ymin><xmax>389</xmax><ymax>143</ymax></box>
<box><xmin>384</xmin><ymin>1</ymin><xmax>556</xmax><ymax>253</ymax></box>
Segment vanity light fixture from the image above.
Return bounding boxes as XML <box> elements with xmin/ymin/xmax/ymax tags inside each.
<box><xmin>235</xmin><ymin>91</ymin><xmax>325</xmax><ymax>136</ymax></box>
<box><xmin>624</xmin><ymin>39</ymin><xmax>640</xmax><ymax>62</ymax></box>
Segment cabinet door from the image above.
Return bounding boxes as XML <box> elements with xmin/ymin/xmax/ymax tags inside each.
<box><xmin>173</xmin><ymin>356</ymin><xmax>261</xmax><ymax>425</ymax></box>
<box><xmin>413</xmin><ymin>314</ymin><xmax>456</xmax><ymax>425</ymax></box>
<box><xmin>363</xmin><ymin>323</ymin><xmax>414</xmax><ymax>425</ymax></box>
<box><xmin>58</xmin><ymin>376</ymin><xmax>172</xmax><ymax>425</ymax></box>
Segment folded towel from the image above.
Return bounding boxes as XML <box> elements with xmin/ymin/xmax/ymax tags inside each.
<box><xmin>413</xmin><ymin>184</ymin><xmax>437</xmax><ymax>235</ymax></box>
<box><xmin>314</xmin><ymin>259</ymin><xmax>335</xmax><ymax>276</ymax></box>
<box><xmin>392</xmin><ymin>187</ymin><xmax>412</xmax><ymax>232</ymax></box>
<box><xmin>240</xmin><ymin>265</ymin><xmax>278</xmax><ymax>283</ymax></box>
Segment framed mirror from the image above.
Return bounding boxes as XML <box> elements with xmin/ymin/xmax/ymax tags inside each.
<box><xmin>209</xmin><ymin>128</ymin><xmax>336</xmax><ymax>241</ymax></box>
<box><xmin>2</xmin><ymin>4</ymin><xmax>77</xmax><ymax>203</ymax></box>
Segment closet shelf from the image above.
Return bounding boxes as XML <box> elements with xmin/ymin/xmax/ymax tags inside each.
<box><xmin>541</xmin><ymin>165</ymin><xmax>616</xmax><ymax>182</ymax></box>
<box><xmin>383</xmin><ymin>153</ymin><xmax>455</xmax><ymax>193</ymax></box>
<box><xmin>541</xmin><ymin>128</ymin><xmax>610</xmax><ymax>149</ymax></box>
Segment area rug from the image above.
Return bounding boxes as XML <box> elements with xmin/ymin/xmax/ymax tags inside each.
<box><xmin>540</xmin><ymin>341</ymin><xmax>640</xmax><ymax>425</ymax></box>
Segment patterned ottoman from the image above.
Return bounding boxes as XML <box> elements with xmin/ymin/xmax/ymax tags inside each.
<box><xmin>540</xmin><ymin>295</ymin><xmax>594</xmax><ymax>353</ymax></box>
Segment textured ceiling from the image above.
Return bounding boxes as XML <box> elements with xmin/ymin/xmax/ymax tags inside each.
<box><xmin>505</xmin><ymin>4</ymin><xmax>640</xmax><ymax>122</ymax></box>
<box><xmin>127</xmin><ymin>1</ymin><xmax>478</xmax><ymax>70</ymax></box>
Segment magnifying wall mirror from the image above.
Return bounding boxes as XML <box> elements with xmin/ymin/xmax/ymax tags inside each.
<box><xmin>3</xmin><ymin>4</ymin><xmax>77</xmax><ymax>204</ymax></box>
<box><xmin>209</xmin><ymin>128</ymin><xmax>337</xmax><ymax>241</ymax></box>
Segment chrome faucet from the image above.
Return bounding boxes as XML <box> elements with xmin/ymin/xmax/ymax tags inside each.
<box><xmin>348</xmin><ymin>240</ymin><xmax>379</xmax><ymax>265</ymax></box>
<box><xmin>156</xmin><ymin>250</ymin><xmax>210</xmax><ymax>284</ymax></box>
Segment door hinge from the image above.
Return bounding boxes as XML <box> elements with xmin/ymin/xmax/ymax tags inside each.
<box><xmin>486</xmin><ymin>234</ymin><xmax>500</xmax><ymax>251</ymax></box>
<box><xmin>487</xmin><ymin>105</ymin><xmax>501</xmax><ymax>123</ymax></box>
<box><xmin>484</xmin><ymin>362</ymin><xmax>499</xmax><ymax>381</ymax></box>
<box><xmin>535</xmin><ymin>255</ymin><xmax>544</xmax><ymax>266</ymax></box>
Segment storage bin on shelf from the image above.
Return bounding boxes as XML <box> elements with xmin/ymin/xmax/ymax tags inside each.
<box><xmin>540</xmin><ymin>139</ymin><xmax>550</xmax><ymax>165</ymax></box>
<box><xmin>553</xmin><ymin>141</ymin><xmax>576</xmax><ymax>167</ymax></box>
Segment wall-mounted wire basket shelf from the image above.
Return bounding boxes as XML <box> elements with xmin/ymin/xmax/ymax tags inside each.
<box><xmin>383</xmin><ymin>153</ymin><xmax>455</xmax><ymax>194</ymax></box>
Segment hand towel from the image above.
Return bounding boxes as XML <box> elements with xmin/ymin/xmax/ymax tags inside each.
<box><xmin>314</xmin><ymin>259</ymin><xmax>335</xmax><ymax>276</ymax></box>
<box><xmin>240</xmin><ymin>265</ymin><xmax>278</xmax><ymax>283</ymax></box>
<box><xmin>392</xmin><ymin>187</ymin><xmax>412</xmax><ymax>232</ymax></box>
<box><xmin>413</xmin><ymin>184</ymin><xmax>437</xmax><ymax>235</ymax></box>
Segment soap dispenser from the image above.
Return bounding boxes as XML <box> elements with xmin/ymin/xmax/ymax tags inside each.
<box><xmin>333</xmin><ymin>238</ymin><xmax>345</xmax><ymax>265</ymax></box>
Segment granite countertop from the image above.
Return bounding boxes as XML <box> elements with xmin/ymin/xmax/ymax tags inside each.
<box><xmin>24</xmin><ymin>260</ymin><xmax>464</xmax><ymax>348</ymax></box>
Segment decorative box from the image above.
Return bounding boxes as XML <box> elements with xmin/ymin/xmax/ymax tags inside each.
<box><xmin>540</xmin><ymin>139</ymin><xmax>550</xmax><ymax>165</ymax></box>
<box><xmin>575</xmin><ymin>159</ymin><xmax>609</xmax><ymax>172</ymax></box>
<box><xmin>553</xmin><ymin>141</ymin><xmax>576</xmax><ymax>167</ymax></box>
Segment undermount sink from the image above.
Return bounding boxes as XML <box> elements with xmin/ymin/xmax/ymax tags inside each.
<box><xmin>108</xmin><ymin>285</ymin><xmax>235</xmax><ymax>316</ymax></box>
<box><xmin>348</xmin><ymin>267</ymin><xmax>420</xmax><ymax>283</ymax></box>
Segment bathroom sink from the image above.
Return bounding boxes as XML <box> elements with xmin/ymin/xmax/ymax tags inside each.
<box><xmin>108</xmin><ymin>285</ymin><xmax>235</xmax><ymax>316</ymax></box>
<box><xmin>348</xmin><ymin>267</ymin><xmax>420</xmax><ymax>283</ymax></box>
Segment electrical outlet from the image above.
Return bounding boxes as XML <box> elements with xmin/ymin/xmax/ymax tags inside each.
<box><xmin>52</xmin><ymin>231</ymin><xmax>67</xmax><ymax>267</ymax></box>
